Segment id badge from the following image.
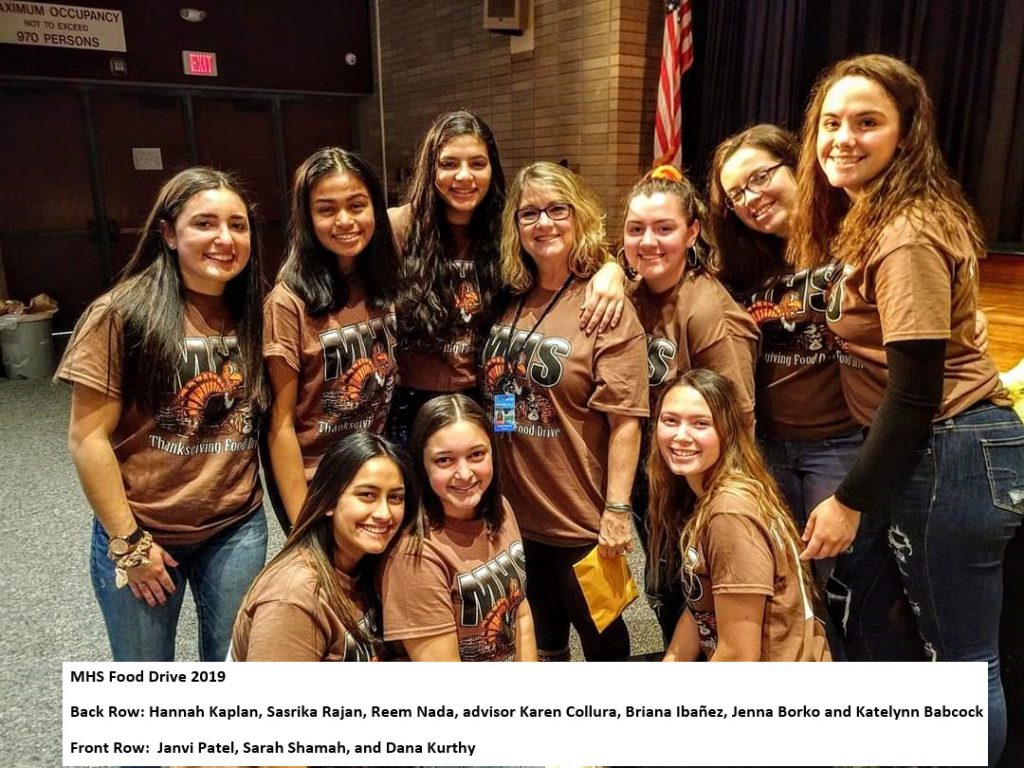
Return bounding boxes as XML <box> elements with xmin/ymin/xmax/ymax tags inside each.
<box><xmin>493</xmin><ymin>393</ymin><xmax>516</xmax><ymax>432</ymax></box>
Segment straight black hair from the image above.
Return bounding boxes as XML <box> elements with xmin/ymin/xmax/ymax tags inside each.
<box><xmin>279</xmin><ymin>147</ymin><xmax>398</xmax><ymax>315</ymax></box>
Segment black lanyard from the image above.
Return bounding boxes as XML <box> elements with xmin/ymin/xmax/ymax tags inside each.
<box><xmin>503</xmin><ymin>275</ymin><xmax>575</xmax><ymax>365</ymax></box>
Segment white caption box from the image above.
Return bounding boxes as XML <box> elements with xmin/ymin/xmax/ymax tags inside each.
<box><xmin>64</xmin><ymin>661</ymin><xmax>988</xmax><ymax>766</ymax></box>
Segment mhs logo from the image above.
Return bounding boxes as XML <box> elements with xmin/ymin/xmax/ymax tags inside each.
<box><xmin>319</xmin><ymin>314</ymin><xmax>397</xmax><ymax>381</ymax></box>
<box><xmin>482</xmin><ymin>326</ymin><xmax>570</xmax><ymax>388</ymax></box>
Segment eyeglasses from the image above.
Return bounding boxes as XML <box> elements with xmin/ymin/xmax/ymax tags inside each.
<box><xmin>515</xmin><ymin>202</ymin><xmax>573</xmax><ymax>226</ymax></box>
<box><xmin>723</xmin><ymin>163</ymin><xmax>785</xmax><ymax>209</ymax></box>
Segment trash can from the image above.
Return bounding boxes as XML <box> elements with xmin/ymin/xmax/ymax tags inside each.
<box><xmin>0</xmin><ymin>311</ymin><xmax>56</xmax><ymax>379</ymax></box>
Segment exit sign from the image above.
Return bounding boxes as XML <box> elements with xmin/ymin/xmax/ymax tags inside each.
<box><xmin>182</xmin><ymin>50</ymin><xmax>218</xmax><ymax>77</ymax></box>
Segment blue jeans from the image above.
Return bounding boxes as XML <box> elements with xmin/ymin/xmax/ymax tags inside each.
<box><xmin>760</xmin><ymin>430</ymin><xmax>920</xmax><ymax>662</ymax></box>
<box><xmin>90</xmin><ymin>508</ymin><xmax>268</xmax><ymax>662</ymax></box>
<box><xmin>887</xmin><ymin>402</ymin><xmax>1024</xmax><ymax>765</ymax></box>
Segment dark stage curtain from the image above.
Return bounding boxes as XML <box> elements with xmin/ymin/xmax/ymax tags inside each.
<box><xmin>683</xmin><ymin>0</ymin><xmax>1024</xmax><ymax>245</ymax></box>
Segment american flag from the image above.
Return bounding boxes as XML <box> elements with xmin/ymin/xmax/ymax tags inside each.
<box><xmin>654</xmin><ymin>0</ymin><xmax>694</xmax><ymax>167</ymax></box>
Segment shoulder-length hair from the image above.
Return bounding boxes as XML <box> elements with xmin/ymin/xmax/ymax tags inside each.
<box><xmin>407</xmin><ymin>394</ymin><xmax>504</xmax><ymax>539</ymax></box>
<box><xmin>708</xmin><ymin>124</ymin><xmax>797</xmax><ymax>295</ymax></box>
<box><xmin>85</xmin><ymin>167</ymin><xmax>267</xmax><ymax>412</ymax></box>
<box><xmin>395</xmin><ymin>111</ymin><xmax>507</xmax><ymax>349</ymax></box>
<box><xmin>249</xmin><ymin>431</ymin><xmax>420</xmax><ymax>649</ymax></box>
<box><xmin>501</xmin><ymin>162</ymin><xmax>609</xmax><ymax>294</ymax></box>
<box><xmin>622</xmin><ymin>165</ymin><xmax>714</xmax><ymax>278</ymax></box>
<box><xmin>278</xmin><ymin>147</ymin><xmax>398</xmax><ymax>315</ymax></box>
<box><xmin>787</xmin><ymin>53</ymin><xmax>985</xmax><ymax>270</ymax></box>
<box><xmin>646</xmin><ymin>368</ymin><xmax>809</xmax><ymax>594</ymax></box>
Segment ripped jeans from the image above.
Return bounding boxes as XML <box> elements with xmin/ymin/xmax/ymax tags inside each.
<box><xmin>760</xmin><ymin>430</ymin><xmax>919</xmax><ymax>661</ymax></box>
<box><xmin>887</xmin><ymin>402</ymin><xmax>1024</xmax><ymax>766</ymax></box>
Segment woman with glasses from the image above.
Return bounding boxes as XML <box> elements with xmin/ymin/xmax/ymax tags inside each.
<box><xmin>388</xmin><ymin>112</ymin><xmax>627</xmax><ymax>445</ymax></box>
<box><xmin>620</xmin><ymin>164</ymin><xmax>758</xmax><ymax>643</ymax></box>
<box><xmin>708</xmin><ymin>124</ymin><xmax>919</xmax><ymax>662</ymax></box>
<box><xmin>480</xmin><ymin>161</ymin><xmax>648</xmax><ymax>661</ymax></box>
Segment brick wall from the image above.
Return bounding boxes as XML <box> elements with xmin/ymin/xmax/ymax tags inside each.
<box><xmin>357</xmin><ymin>0</ymin><xmax>663</xmax><ymax>238</ymax></box>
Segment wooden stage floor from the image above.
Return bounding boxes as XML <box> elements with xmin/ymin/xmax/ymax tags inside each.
<box><xmin>980</xmin><ymin>253</ymin><xmax>1024</xmax><ymax>372</ymax></box>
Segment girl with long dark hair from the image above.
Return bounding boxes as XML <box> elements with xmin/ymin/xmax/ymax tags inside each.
<box><xmin>232</xmin><ymin>431</ymin><xmax>417</xmax><ymax>661</ymax></box>
<box><xmin>382</xmin><ymin>394</ymin><xmax>537</xmax><ymax>661</ymax></box>
<box><xmin>651</xmin><ymin>370</ymin><xmax>830</xmax><ymax>662</ymax></box>
<box><xmin>790</xmin><ymin>53</ymin><xmax>1023</xmax><ymax>762</ymax></box>
<box><xmin>264</xmin><ymin>148</ymin><xmax>400</xmax><ymax>528</ymax></box>
<box><xmin>388</xmin><ymin>110</ymin><xmax>626</xmax><ymax>443</ymax></box>
<box><xmin>59</xmin><ymin>167</ymin><xmax>268</xmax><ymax>661</ymax></box>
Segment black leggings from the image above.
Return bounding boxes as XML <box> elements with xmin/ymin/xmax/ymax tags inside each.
<box><xmin>523</xmin><ymin>538</ymin><xmax>630</xmax><ymax>661</ymax></box>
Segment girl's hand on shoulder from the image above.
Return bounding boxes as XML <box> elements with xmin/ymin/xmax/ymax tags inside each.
<box><xmin>580</xmin><ymin>262</ymin><xmax>626</xmax><ymax>334</ymax></box>
<box><xmin>800</xmin><ymin>495</ymin><xmax>860</xmax><ymax>560</ymax></box>
<box><xmin>127</xmin><ymin>542</ymin><xmax>179</xmax><ymax>607</ymax></box>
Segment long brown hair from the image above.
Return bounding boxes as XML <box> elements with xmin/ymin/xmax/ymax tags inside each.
<box><xmin>60</xmin><ymin>167</ymin><xmax>267</xmax><ymax>412</ymax></box>
<box><xmin>646</xmin><ymin>369</ymin><xmax>809</xmax><ymax>594</ymax></box>
<box><xmin>787</xmin><ymin>54</ymin><xmax>985</xmax><ymax>270</ymax></box>
<box><xmin>708</xmin><ymin>125</ymin><xmax>798</xmax><ymax>295</ymax></box>
<box><xmin>244</xmin><ymin>432</ymin><xmax>419</xmax><ymax>649</ymax></box>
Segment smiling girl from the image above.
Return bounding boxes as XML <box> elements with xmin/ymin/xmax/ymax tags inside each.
<box><xmin>790</xmin><ymin>54</ymin><xmax>1023</xmax><ymax>762</ymax></box>
<box><xmin>621</xmin><ymin>166</ymin><xmax>759</xmax><ymax>641</ymax></box>
<box><xmin>652</xmin><ymin>370</ymin><xmax>830</xmax><ymax>662</ymax></box>
<box><xmin>382</xmin><ymin>394</ymin><xmax>537</xmax><ymax>661</ymax></box>
<box><xmin>59</xmin><ymin>167</ymin><xmax>268</xmax><ymax>662</ymax></box>
<box><xmin>263</xmin><ymin>148</ymin><xmax>400</xmax><ymax>529</ymax></box>
<box><xmin>232</xmin><ymin>431</ymin><xmax>417</xmax><ymax>661</ymax></box>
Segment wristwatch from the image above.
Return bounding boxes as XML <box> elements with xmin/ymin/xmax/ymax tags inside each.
<box><xmin>107</xmin><ymin>527</ymin><xmax>145</xmax><ymax>560</ymax></box>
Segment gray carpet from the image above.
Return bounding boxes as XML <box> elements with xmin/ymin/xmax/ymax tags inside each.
<box><xmin>0</xmin><ymin>377</ymin><xmax>663</xmax><ymax>767</ymax></box>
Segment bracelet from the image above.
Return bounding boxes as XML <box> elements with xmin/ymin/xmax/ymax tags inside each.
<box><xmin>113</xmin><ymin>531</ymin><xmax>154</xmax><ymax>589</ymax></box>
<box><xmin>603</xmin><ymin>502</ymin><xmax>632</xmax><ymax>514</ymax></box>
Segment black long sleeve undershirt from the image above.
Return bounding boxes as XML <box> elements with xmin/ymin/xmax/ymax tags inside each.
<box><xmin>834</xmin><ymin>339</ymin><xmax>946</xmax><ymax>513</ymax></box>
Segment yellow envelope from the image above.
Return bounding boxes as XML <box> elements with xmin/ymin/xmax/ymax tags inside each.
<box><xmin>572</xmin><ymin>545</ymin><xmax>639</xmax><ymax>633</ymax></box>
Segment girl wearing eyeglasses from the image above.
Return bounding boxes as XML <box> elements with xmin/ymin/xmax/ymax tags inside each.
<box><xmin>480</xmin><ymin>162</ymin><xmax>648</xmax><ymax>661</ymax></box>
<box><xmin>620</xmin><ymin>165</ymin><xmax>759</xmax><ymax>643</ymax></box>
<box><xmin>388</xmin><ymin>112</ymin><xmax>627</xmax><ymax>445</ymax></box>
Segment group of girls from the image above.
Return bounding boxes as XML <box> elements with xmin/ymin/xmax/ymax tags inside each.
<box><xmin>60</xmin><ymin>51</ymin><xmax>1022</xmax><ymax>764</ymax></box>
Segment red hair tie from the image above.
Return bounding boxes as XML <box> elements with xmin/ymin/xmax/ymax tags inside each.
<box><xmin>649</xmin><ymin>164</ymin><xmax>683</xmax><ymax>182</ymax></box>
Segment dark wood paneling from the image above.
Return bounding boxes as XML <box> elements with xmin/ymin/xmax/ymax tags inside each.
<box><xmin>91</xmin><ymin>91</ymin><xmax>190</xmax><ymax>277</ymax></box>
<box><xmin>0</xmin><ymin>89</ymin><xmax>105</xmax><ymax>329</ymax></box>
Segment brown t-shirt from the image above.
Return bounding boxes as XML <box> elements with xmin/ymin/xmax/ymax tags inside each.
<box><xmin>481</xmin><ymin>278</ymin><xmax>649</xmax><ymax>545</ymax></box>
<box><xmin>264</xmin><ymin>281</ymin><xmax>397</xmax><ymax>480</ymax></box>
<box><xmin>828</xmin><ymin>215</ymin><xmax>1009</xmax><ymax>425</ymax></box>
<box><xmin>390</xmin><ymin>204</ymin><xmax>481</xmax><ymax>391</ymax></box>
<box><xmin>57</xmin><ymin>291</ymin><xmax>262</xmax><ymax>545</ymax></box>
<box><xmin>633</xmin><ymin>271</ymin><xmax>759</xmax><ymax>425</ymax></box>
<box><xmin>381</xmin><ymin>502</ymin><xmax>527</xmax><ymax>661</ymax></box>
<box><xmin>743</xmin><ymin>263</ymin><xmax>859</xmax><ymax>440</ymax></box>
<box><xmin>231</xmin><ymin>548</ymin><xmax>382</xmax><ymax>662</ymax></box>
<box><xmin>682</xmin><ymin>489</ymin><xmax>831</xmax><ymax>662</ymax></box>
